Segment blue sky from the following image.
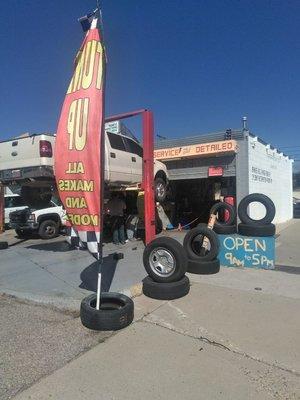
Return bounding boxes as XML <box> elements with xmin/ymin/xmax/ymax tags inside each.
<box><xmin>0</xmin><ymin>0</ymin><xmax>299</xmax><ymax>168</ymax></box>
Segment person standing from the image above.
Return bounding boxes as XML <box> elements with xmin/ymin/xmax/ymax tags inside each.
<box><xmin>106</xmin><ymin>193</ymin><xmax>126</xmax><ymax>245</ymax></box>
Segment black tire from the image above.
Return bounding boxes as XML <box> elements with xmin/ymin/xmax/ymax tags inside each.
<box><xmin>210</xmin><ymin>202</ymin><xmax>236</xmax><ymax>226</ymax></box>
<box><xmin>213</xmin><ymin>224</ymin><xmax>237</xmax><ymax>235</ymax></box>
<box><xmin>142</xmin><ymin>275</ymin><xmax>190</xmax><ymax>300</ymax></box>
<box><xmin>15</xmin><ymin>229</ymin><xmax>30</xmax><ymax>239</ymax></box>
<box><xmin>238</xmin><ymin>193</ymin><xmax>275</xmax><ymax>225</ymax></box>
<box><xmin>143</xmin><ymin>237</ymin><xmax>188</xmax><ymax>283</ymax></box>
<box><xmin>187</xmin><ymin>258</ymin><xmax>220</xmax><ymax>275</ymax></box>
<box><xmin>0</xmin><ymin>242</ymin><xmax>8</xmax><ymax>250</ymax></box>
<box><xmin>38</xmin><ymin>220</ymin><xmax>59</xmax><ymax>239</ymax></box>
<box><xmin>80</xmin><ymin>292</ymin><xmax>134</xmax><ymax>331</ymax></box>
<box><xmin>238</xmin><ymin>223</ymin><xmax>276</xmax><ymax>237</ymax></box>
<box><xmin>183</xmin><ymin>224</ymin><xmax>219</xmax><ymax>262</ymax></box>
<box><xmin>154</xmin><ymin>177</ymin><xmax>167</xmax><ymax>203</ymax></box>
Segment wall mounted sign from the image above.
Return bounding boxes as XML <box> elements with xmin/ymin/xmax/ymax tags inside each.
<box><xmin>218</xmin><ymin>234</ymin><xmax>275</xmax><ymax>269</ymax></box>
<box><xmin>208</xmin><ymin>166</ymin><xmax>224</xmax><ymax>177</ymax></box>
<box><xmin>154</xmin><ymin>140</ymin><xmax>237</xmax><ymax>161</ymax></box>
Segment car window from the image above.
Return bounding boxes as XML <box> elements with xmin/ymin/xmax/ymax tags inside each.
<box><xmin>107</xmin><ymin>132</ymin><xmax>126</xmax><ymax>151</ymax></box>
<box><xmin>124</xmin><ymin>137</ymin><xmax>143</xmax><ymax>157</ymax></box>
<box><xmin>5</xmin><ymin>196</ymin><xmax>26</xmax><ymax>208</ymax></box>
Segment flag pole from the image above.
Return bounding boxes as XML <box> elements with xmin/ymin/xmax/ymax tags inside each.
<box><xmin>96</xmin><ymin>4</ymin><xmax>105</xmax><ymax>310</ymax></box>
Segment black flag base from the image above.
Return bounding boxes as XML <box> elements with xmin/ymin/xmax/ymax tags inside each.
<box><xmin>80</xmin><ymin>292</ymin><xmax>134</xmax><ymax>331</ymax></box>
<box><xmin>0</xmin><ymin>241</ymin><xmax>8</xmax><ymax>250</ymax></box>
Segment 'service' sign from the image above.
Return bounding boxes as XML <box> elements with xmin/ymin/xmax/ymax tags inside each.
<box><xmin>218</xmin><ymin>234</ymin><xmax>275</xmax><ymax>269</ymax></box>
<box><xmin>154</xmin><ymin>140</ymin><xmax>237</xmax><ymax>161</ymax></box>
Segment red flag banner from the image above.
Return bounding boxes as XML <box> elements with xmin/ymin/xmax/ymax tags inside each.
<box><xmin>55</xmin><ymin>16</ymin><xmax>105</xmax><ymax>259</ymax></box>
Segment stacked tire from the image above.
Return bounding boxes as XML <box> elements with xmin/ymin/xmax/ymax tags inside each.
<box><xmin>238</xmin><ymin>193</ymin><xmax>276</xmax><ymax>237</ymax></box>
<box><xmin>183</xmin><ymin>224</ymin><xmax>220</xmax><ymax>274</ymax></box>
<box><xmin>142</xmin><ymin>237</ymin><xmax>190</xmax><ymax>300</ymax></box>
<box><xmin>210</xmin><ymin>202</ymin><xmax>237</xmax><ymax>234</ymax></box>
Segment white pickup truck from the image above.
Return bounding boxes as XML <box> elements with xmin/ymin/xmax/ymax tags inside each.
<box><xmin>0</xmin><ymin>122</ymin><xmax>169</xmax><ymax>202</ymax></box>
<box><xmin>9</xmin><ymin>196</ymin><xmax>66</xmax><ymax>239</ymax></box>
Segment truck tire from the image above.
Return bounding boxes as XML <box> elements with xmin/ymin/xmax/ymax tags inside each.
<box><xmin>143</xmin><ymin>237</ymin><xmax>188</xmax><ymax>283</ymax></box>
<box><xmin>210</xmin><ymin>202</ymin><xmax>236</xmax><ymax>226</ymax></box>
<box><xmin>15</xmin><ymin>229</ymin><xmax>30</xmax><ymax>239</ymax></box>
<box><xmin>80</xmin><ymin>292</ymin><xmax>134</xmax><ymax>331</ymax></box>
<box><xmin>213</xmin><ymin>224</ymin><xmax>236</xmax><ymax>235</ymax></box>
<box><xmin>142</xmin><ymin>275</ymin><xmax>190</xmax><ymax>300</ymax></box>
<box><xmin>154</xmin><ymin>177</ymin><xmax>167</xmax><ymax>203</ymax></box>
<box><xmin>183</xmin><ymin>224</ymin><xmax>219</xmax><ymax>262</ymax></box>
<box><xmin>238</xmin><ymin>223</ymin><xmax>275</xmax><ymax>237</ymax></box>
<box><xmin>38</xmin><ymin>220</ymin><xmax>59</xmax><ymax>239</ymax></box>
<box><xmin>187</xmin><ymin>258</ymin><xmax>220</xmax><ymax>275</ymax></box>
<box><xmin>238</xmin><ymin>193</ymin><xmax>275</xmax><ymax>225</ymax></box>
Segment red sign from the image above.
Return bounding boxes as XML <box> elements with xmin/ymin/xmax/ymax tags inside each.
<box><xmin>208</xmin><ymin>166</ymin><xmax>224</xmax><ymax>177</ymax></box>
<box><xmin>55</xmin><ymin>18</ymin><xmax>105</xmax><ymax>257</ymax></box>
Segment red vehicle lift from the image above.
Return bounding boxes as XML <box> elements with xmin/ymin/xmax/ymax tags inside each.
<box><xmin>105</xmin><ymin>109</ymin><xmax>156</xmax><ymax>245</ymax></box>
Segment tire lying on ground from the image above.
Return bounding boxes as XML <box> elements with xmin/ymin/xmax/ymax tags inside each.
<box><xmin>80</xmin><ymin>292</ymin><xmax>134</xmax><ymax>331</ymax></box>
<box><xmin>0</xmin><ymin>242</ymin><xmax>8</xmax><ymax>250</ymax></box>
<box><xmin>238</xmin><ymin>223</ymin><xmax>276</xmax><ymax>237</ymax></box>
<box><xmin>142</xmin><ymin>275</ymin><xmax>190</xmax><ymax>300</ymax></box>
<box><xmin>238</xmin><ymin>193</ymin><xmax>275</xmax><ymax>225</ymax></box>
<box><xmin>187</xmin><ymin>258</ymin><xmax>220</xmax><ymax>275</ymax></box>
<box><xmin>213</xmin><ymin>224</ymin><xmax>237</xmax><ymax>235</ymax></box>
<box><xmin>183</xmin><ymin>224</ymin><xmax>219</xmax><ymax>262</ymax></box>
<box><xmin>210</xmin><ymin>202</ymin><xmax>236</xmax><ymax>226</ymax></box>
<box><xmin>143</xmin><ymin>237</ymin><xmax>188</xmax><ymax>283</ymax></box>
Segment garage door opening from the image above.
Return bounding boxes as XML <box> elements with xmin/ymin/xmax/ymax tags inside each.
<box><xmin>163</xmin><ymin>176</ymin><xmax>236</xmax><ymax>229</ymax></box>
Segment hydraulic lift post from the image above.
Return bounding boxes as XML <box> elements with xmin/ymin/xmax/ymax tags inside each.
<box><xmin>105</xmin><ymin>109</ymin><xmax>156</xmax><ymax>245</ymax></box>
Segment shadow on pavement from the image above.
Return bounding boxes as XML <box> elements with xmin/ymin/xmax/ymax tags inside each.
<box><xmin>25</xmin><ymin>240</ymin><xmax>72</xmax><ymax>253</ymax></box>
<box><xmin>79</xmin><ymin>254</ymin><xmax>118</xmax><ymax>292</ymax></box>
<box><xmin>275</xmin><ymin>265</ymin><xmax>300</xmax><ymax>275</ymax></box>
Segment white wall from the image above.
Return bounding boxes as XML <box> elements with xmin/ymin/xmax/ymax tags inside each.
<box><xmin>247</xmin><ymin>137</ymin><xmax>293</xmax><ymax>223</ymax></box>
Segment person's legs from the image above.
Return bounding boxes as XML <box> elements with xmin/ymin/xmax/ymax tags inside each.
<box><xmin>111</xmin><ymin>217</ymin><xmax>119</xmax><ymax>244</ymax></box>
<box><xmin>118</xmin><ymin>223</ymin><xmax>125</xmax><ymax>244</ymax></box>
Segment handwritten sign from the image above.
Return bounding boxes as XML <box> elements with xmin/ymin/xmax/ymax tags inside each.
<box><xmin>218</xmin><ymin>234</ymin><xmax>275</xmax><ymax>269</ymax></box>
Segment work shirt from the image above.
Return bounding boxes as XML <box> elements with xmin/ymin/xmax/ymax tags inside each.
<box><xmin>106</xmin><ymin>198</ymin><xmax>126</xmax><ymax>217</ymax></box>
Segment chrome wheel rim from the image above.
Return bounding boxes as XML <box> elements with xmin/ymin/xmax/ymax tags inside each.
<box><xmin>149</xmin><ymin>247</ymin><xmax>175</xmax><ymax>277</ymax></box>
<box><xmin>46</xmin><ymin>226</ymin><xmax>55</xmax><ymax>235</ymax></box>
<box><xmin>156</xmin><ymin>183</ymin><xmax>165</xmax><ymax>198</ymax></box>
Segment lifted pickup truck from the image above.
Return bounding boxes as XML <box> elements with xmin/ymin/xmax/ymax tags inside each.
<box><xmin>0</xmin><ymin>122</ymin><xmax>169</xmax><ymax>202</ymax></box>
<box><xmin>9</xmin><ymin>197</ymin><xmax>66</xmax><ymax>239</ymax></box>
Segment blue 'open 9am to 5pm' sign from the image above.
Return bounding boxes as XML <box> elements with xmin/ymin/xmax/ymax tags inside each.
<box><xmin>218</xmin><ymin>234</ymin><xmax>275</xmax><ymax>269</ymax></box>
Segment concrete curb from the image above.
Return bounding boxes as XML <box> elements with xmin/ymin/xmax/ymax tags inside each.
<box><xmin>0</xmin><ymin>281</ymin><xmax>144</xmax><ymax>314</ymax></box>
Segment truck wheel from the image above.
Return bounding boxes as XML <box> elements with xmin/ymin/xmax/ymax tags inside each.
<box><xmin>80</xmin><ymin>292</ymin><xmax>134</xmax><ymax>331</ymax></box>
<box><xmin>154</xmin><ymin>177</ymin><xmax>167</xmax><ymax>203</ymax></box>
<box><xmin>238</xmin><ymin>193</ymin><xmax>275</xmax><ymax>225</ymax></box>
<box><xmin>38</xmin><ymin>220</ymin><xmax>59</xmax><ymax>239</ymax></box>
<box><xmin>143</xmin><ymin>237</ymin><xmax>188</xmax><ymax>283</ymax></box>
<box><xmin>15</xmin><ymin>229</ymin><xmax>30</xmax><ymax>239</ymax></box>
<box><xmin>238</xmin><ymin>223</ymin><xmax>275</xmax><ymax>237</ymax></box>
<box><xmin>142</xmin><ymin>275</ymin><xmax>190</xmax><ymax>300</ymax></box>
<box><xmin>183</xmin><ymin>224</ymin><xmax>219</xmax><ymax>262</ymax></box>
<box><xmin>210</xmin><ymin>202</ymin><xmax>236</xmax><ymax>226</ymax></box>
<box><xmin>187</xmin><ymin>258</ymin><xmax>220</xmax><ymax>275</ymax></box>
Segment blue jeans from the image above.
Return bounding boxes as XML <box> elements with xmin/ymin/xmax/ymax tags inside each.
<box><xmin>112</xmin><ymin>216</ymin><xmax>125</xmax><ymax>244</ymax></box>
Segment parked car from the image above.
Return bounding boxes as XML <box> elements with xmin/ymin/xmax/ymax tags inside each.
<box><xmin>9</xmin><ymin>196</ymin><xmax>66</xmax><ymax>239</ymax></box>
<box><xmin>4</xmin><ymin>193</ymin><xmax>27</xmax><ymax>226</ymax></box>
<box><xmin>0</xmin><ymin>122</ymin><xmax>169</xmax><ymax>202</ymax></box>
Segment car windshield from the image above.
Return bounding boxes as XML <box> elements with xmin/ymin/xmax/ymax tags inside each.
<box><xmin>5</xmin><ymin>196</ymin><xmax>26</xmax><ymax>208</ymax></box>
